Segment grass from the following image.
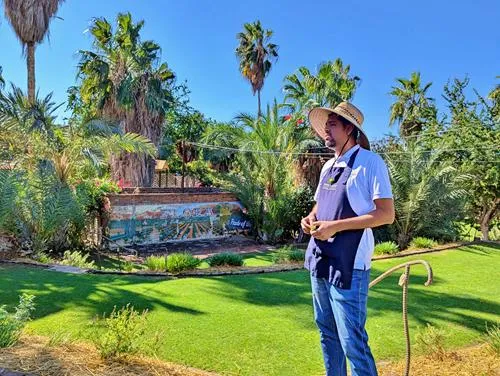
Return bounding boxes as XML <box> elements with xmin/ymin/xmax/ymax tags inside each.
<box><xmin>1</xmin><ymin>243</ymin><xmax>498</xmax><ymax>376</ymax></box>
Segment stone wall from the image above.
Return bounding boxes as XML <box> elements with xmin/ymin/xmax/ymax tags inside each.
<box><xmin>107</xmin><ymin>189</ymin><xmax>251</xmax><ymax>247</ymax></box>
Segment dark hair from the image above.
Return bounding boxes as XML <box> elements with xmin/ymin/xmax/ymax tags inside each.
<box><xmin>337</xmin><ymin>115</ymin><xmax>359</xmax><ymax>140</ymax></box>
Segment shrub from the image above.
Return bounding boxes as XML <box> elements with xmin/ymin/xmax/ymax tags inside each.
<box><xmin>0</xmin><ymin>294</ymin><xmax>35</xmax><ymax>348</ymax></box>
<box><xmin>35</xmin><ymin>252</ymin><xmax>54</xmax><ymax>264</ymax></box>
<box><xmin>91</xmin><ymin>304</ymin><xmax>148</xmax><ymax>359</ymax></box>
<box><xmin>120</xmin><ymin>260</ymin><xmax>135</xmax><ymax>272</ymax></box>
<box><xmin>144</xmin><ymin>255</ymin><xmax>167</xmax><ymax>272</ymax></box>
<box><xmin>206</xmin><ymin>252</ymin><xmax>244</xmax><ymax>267</ymax></box>
<box><xmin>485</xmin><ymin>323</ymin><xmax>500</xmax><ymax>356</ymax></box>
<box><xmin>272</xmin><ymin>246</ymin><xmax>305</xmax><ymax>264</ymax></box>
<box><xmin>166</xmin><ymin>252</ymin><xmax>201</xmax><ymax>273</ymax></box>
<box><xmin>61</xmin><ymin>250</ymin><xmax>95</xmax><ymax>269</ymax></box>
<box><xmin>410</xmin><ymin>237</ymin><xmax>438</xmax><ymax>249</ymax></box>
<box><xmin>415</xmin><ymin>323</ymin><xmax>447</xmax><ymax>360</ymax></box>
<box><xmin>374</xmin><ymin>241</ymin><xmax>399</xmax><ymax>256</ymax></box>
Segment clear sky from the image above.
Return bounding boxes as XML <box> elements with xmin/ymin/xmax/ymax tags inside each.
<box><xmin>1</xmin><ymin>0</ymin><xmax>499</xmax><ymax>140</ymax></box>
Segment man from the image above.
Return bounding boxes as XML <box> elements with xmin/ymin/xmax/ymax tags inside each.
<box><xmin>301</xmin><ymin>102</ymin><xmax>395</xmax><ymax>376</ymax></box>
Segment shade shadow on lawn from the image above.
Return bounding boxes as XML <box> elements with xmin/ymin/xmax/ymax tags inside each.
<box><xmin>0</xmin><ymin>267</ymin><xmax>204</xmax><ymax>320</ymax></box>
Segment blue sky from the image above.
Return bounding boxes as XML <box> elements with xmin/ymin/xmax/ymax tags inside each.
<box><xmin>1</xmin><ymin>0</ymin><xmax>498</xmax><ymax>140</ymax></box>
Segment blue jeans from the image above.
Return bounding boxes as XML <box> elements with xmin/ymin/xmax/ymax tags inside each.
<box><xmin>311</xmin><ymin>269</ymin><xmax>377</xmax><ymax>376</ymax></box>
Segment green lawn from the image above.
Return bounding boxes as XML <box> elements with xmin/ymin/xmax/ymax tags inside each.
<box><xmin>1</xmin><ymin>243</ymin><xmax>499</xmax><ymax>376</ymax></box>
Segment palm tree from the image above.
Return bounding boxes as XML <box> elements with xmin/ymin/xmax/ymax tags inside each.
<box><xmin>0</xmin><ymin>85</ymin><xmax>155</xmax><ymax>251</ymax></box>
<box><xmin>283</xmin><ymin>58</ymin><xmax>360</xmax><ymax>114</ymax></box>
<box><xmin>0</xmin><ymin>67</ymin><xmax>4</xmax><ymax>90</ymax></box>
<box><xmin>385</xmin><ymin>142</ymin><xmax>469</xmax><ymax>249</ymax></box>
<box><xmin>3</xmin><ymin>0</ymin><xmax>65</xmax><ymax>102</ymax></box>
<box><xmin>236</xmin><ymin>21</ymin><xmax>278</xmax><ymax>117</ymax></box>
<box><xmin>72</xmin><ymin>13</ymin><xmax>176</xmax><ymax>187</ymax></box>
<box><xmin>389</xmin><ymin>72</ymin><xmax>436</xmax><ymax>138</ymax></box>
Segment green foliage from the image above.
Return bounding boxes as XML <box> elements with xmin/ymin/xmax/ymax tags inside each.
<box><xmin>91</xmin><ymin>304</ymin><xmax>148</xmax><ymax>359</ymax></box>
<box><xmin>283</xmin><ymin>58</ymin><xmax>360</xmax><ymax>114</ymax></box>
<box><xmin>206</xmin><ymin>252</ymin><xmax>244</xmax><ymax>267</ymax></box>
<box><xmin>218</xmin><ymin>101</ymin><xmax>320</xmax><ymax>243</ymax></box>
<box><xmin>120</xmin><ymin>260</ymin><xmax>135</xmax><ymax>272</ymax></box>
<box><xmin>373</xmin><ymin>241</ymin><xmax>399</xmax><ymax>256</ymax></box>
<box><xmin>415</xmin><ymin>323</ymin><xmax>447</xmax><ymax>360</ymax></box>
<box><xmin>35</xmin><ymin>252</ymin><xmax>54</xmax><ymax>264</ymax></box>
<box><xmin>385</xmin><ymin>141</ymin><xmax>469</xmax><ymax>249</ymax></box>
<box><xmin>0</xmin><ymin>294</ymin><xmax>35</xmax><ymax>348</ymax></box>
<box><xmin>144</xmin><ymin>255</ymin><xmax>167</xmax><ymax>272</ymax></box>
<box><xmin>484</xmin><ymin>323</ymin><xmax>500</xmax><ymax>356</ymax></box>
<box><xmin>186</xmin><ymin>159</ymin><xmax>218</xmax><ymax>186</ymax></box>
<box><xmin>272</xmin><ymin>245</ymin><xmax>305</xmax><ymax>264</ymax></box>
<box><xmin>389</xmin><ymin>72</ymin><xmax>437</xmax><ymax>138</ymax></box>
<box><xmin>61</xmin><ymin>250</ymin><xmax>95</xmax><ymax>269</ymax></box>
<box><xmin>166</xmin><ymin>252</ymin><xmax>201</xmax><ymax>273</ymax></box>
<box><xmin>409</xmin><ymin>237</ymin><xmax>437</xmax><ymax>249</ymax></box>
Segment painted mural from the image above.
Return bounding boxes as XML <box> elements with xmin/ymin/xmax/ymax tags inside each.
<box><xmin>108</xmin><ymin>201</ymin><xmax>252</xmax><ymax>246</ymax></box>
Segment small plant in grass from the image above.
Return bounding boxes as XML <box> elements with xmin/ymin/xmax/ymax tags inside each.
<box><xmin>167</xmin><ymin>252</ymin><xmax>201</xmax><ymax>273</ymax></box>
<box><xmin>91</xmin><ymin>304</ymin><xmax>148</xmax><ymax>359</ymax></box>
<box><xmin>415</xmin><ymin>323</ymin><xmax>447</xmax><ymax>360</ymax></box>
<box><xmin>484</xmin><ymin>323</ymin><xmax>500</xmax><ymax>356</ymax></box>
<box><xmin>374</xmin><ymin>241</ymin><xmax>399</xmax><ymax>256</ymax></box>
<box><xmin>144</xmin><ymin>255</ymin><xmax>167</xmax><ymax>272</ymax></box>
<box><xmin>0</xmin><ymin>294</ymin><xmax>35</xmax><ymax>348</ymax></box>
<box><xmin>48</xmin><ymin>330</ymin><xmax>74</xmax><ymax>347</ymax></box>
<box><xmin>206</xmin><ymin>252</ymin><xmax>244</xmax><ymax>267</ymax></box>
<box><xmin>410</xmin><ymin>237</ymin><xmax>437</xmax><ymax>249</ymax></box>
<box><xmin>272</xmin><ymin>245</ymin><xmax>305</xmax><ymax>264</ymax></box>
<box><xmin>61</xmin><ymin>250</ymin><xmax>95</xmax><ymax>269</ymax></box>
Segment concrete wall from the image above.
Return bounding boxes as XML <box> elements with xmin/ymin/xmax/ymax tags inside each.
<box><xmin>107</xmin><ymin>189</ymin><xmax>251</xmax><ymax>247</ymax></box>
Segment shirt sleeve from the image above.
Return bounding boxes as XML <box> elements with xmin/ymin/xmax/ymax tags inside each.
<box><xmin>370</xmin><ymin>154</ymin><xmax>393</xmax><ymax>200</ymax></box>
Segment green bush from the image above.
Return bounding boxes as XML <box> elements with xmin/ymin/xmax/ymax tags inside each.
<box><xmin>485</xmin><ymin>323</ymin><xmax>500</xmax><ymax>356</ymax></box>
<box><xmin>272</xmin><ymin>246</ymin><xmax>305</xmax><ymax>264</ymax></box>
<box><xmin>374</xmin><ymin>241</ymin><xmax>400</xmax><ymax>256</ymax></box>
<box><xmin>0</xmin><ymin>294</ymin><xmax>35</xmax><ymax>348</ymax></box>
<box><xmin>144</xmin><ymin>255</ymin><xmax>167</xmax><ymax>272</ymax></box>
<box><xmin>206</xmin><ymin>252</ymin><xmax>244</xmax><ymax>267</ymax></box>
<box><xmin>166</xmin><ymin>252</ymin><xmax>201</xmax><ymax>273</ymax></box>
<box><xmin>120</xmin><ymin>260</ymin><xmax>136</xmax><ymax>272</ymax></box>
<box><xmin>415</xmin><ymin>323</ymin><xmax>447</xmax><ymax>360</ymax></box>
<box><xmin>35</xmin><ymin>252</ymin><xmax>54</xmax><ymax>264</ymax></box>
<box><xmin>410</xmin><ymin>237</ymin><xmax>438</xmax><ymax>249</ymax></box>
<box><xmin>91</xmin><ymin>304</ymin><xmax>147</xmax><ymax>359</ymax></box>
<box><xmin>61</xmin><ymin>250</ymin><xmax>95</xmax><ymax>269</ymax></box>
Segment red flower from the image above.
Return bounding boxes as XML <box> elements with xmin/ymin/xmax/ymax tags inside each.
<box><xmin>296</xmin><ymin>118</ymin><xmax>304</xmax><ymax>125</ymax></box>
<box><xmin>283</xmin><ymin>114</ymin><xmax>292</xmax><ymax>121</ymax></box>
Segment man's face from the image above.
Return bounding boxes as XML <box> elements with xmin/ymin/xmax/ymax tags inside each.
<box><xmin>324</xmin><ymin>114</ymin><xmax>351</xmax><ymax>148</ymax></box>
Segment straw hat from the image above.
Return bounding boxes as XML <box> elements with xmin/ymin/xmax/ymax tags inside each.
<box><xmin>308</xmin><ymin>102</ymin><xmax>370</xmax><ymax>150</ymax></box>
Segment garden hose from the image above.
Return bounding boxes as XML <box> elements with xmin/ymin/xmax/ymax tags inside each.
<box><xmin>369</xmin><ymin>260</ymin><xmax>433</xmax><ymax>376</ymax></box>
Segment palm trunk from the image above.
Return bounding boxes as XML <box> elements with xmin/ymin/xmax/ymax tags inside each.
<box><xmin>27</xmin><ymin>42</ymin><xmax>36</xmax><ymax>102</ymax></box>
<box><xmin>111</xmin><ymin>153</ymin><xmax>156</xmax><ymax>187</ymax></box>
<box><xmin>257</xmin><ymin>89</ymin><xmax>262</xmax><ymax>117</ymax></box>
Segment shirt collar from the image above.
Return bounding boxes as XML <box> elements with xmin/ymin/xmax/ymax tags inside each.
<box><xmin>335</xmin><ymin>144</ymin><xmax>360</xmax><ymax>164</ymax></box>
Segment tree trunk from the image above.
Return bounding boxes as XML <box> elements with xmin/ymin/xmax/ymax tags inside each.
<box><xmin>111</xmin><ymin>153</ymin><xmax>156</xmax><ymax>187</ymax></box>
<box><xmin>257</xmin><ymin>89</ymin><xmax>262</xmax><ymax>117</ymax></box>
<box><xmin>27</xmin><ymin>42</ymin><xmax>36</xmax><ymax>102</ymax></box>
<box><xmin>479</xmin><ymin>199</ymin><xmax>499</xmax><ymax>241</ymax></box>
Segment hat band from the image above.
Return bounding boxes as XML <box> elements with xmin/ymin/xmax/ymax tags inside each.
<box><xmin>337</xmin><ymin>107</ymin><xmax>362</xmax><ymax>126</ymax></box>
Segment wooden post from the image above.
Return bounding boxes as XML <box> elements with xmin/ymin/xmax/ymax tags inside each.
<box><xmin>181</xmin><ymin>140</ymin><xmax>186</xmax><ymax>191</ymax></box>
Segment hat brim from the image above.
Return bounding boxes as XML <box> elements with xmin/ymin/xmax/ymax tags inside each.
<box><xmin>308</xmin><ymin>107</ymin><xmax>370</xmax><ymax>150</ymax></box>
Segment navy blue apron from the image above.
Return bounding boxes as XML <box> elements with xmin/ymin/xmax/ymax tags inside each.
<box><xmin>304</xmin><ymin>148</ymin><xmax>364</xmax><ymax>290</ymax></box>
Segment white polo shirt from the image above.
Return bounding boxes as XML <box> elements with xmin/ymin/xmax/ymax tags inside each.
<box><xmin>314</xmin><ymin>144</ymin><xmax>393</xmax><ymax>270</ymax></box>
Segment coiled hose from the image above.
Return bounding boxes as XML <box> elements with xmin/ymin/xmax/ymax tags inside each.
<box><xmin>369</xmin><ymin>260</ymin><xmax>433</xmax><ymax>376</ymax></box>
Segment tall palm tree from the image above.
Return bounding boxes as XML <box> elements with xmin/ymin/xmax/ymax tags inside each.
<box><xmin>389</xmin><ymin>72</ymin><xmax>436</xmax><ymax>138</ymax></box>
<box><xmin>283</xmin><ymin>58</ymin><xmax>360</xmax><ymax>114</ymax></box>
<box><xmin>236</xmin><ymin>20</ymin><xmax>278</xmax><ymax>117</ymax></box>
<box><xmin>0</xmin><ymin>67</ymin><xmax>5</xmax><ymax>90</ymax></box>
<box><xmin>72</xmin><ymin>13</ymin><xmax>176</xmax><ymax>187</ymax></box>
<box><xmin>3</xmin><ymin>0</ymin><xmax>64</xmax><ymax>102</ymax></box>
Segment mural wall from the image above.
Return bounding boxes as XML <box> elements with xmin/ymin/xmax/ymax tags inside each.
<box><xmin>108</xmin><ymin>201</ymin><xmax>252</xmax><ymax>247</ymax></box>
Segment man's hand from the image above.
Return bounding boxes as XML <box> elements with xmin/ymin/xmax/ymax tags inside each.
<box><xmin>300</xmin><ymin>213</ymin><xmax>317</xmax><ymax>234</ymax></box>
<box><xmin>310</xmin><ymin>220</ymin><xmax>342</xmax><ymax>241</ymax></box>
